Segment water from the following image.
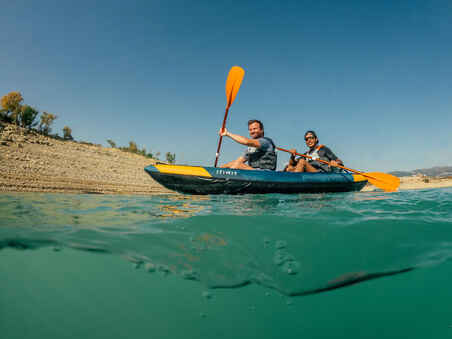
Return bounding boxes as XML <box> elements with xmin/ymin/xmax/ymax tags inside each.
<box><xmin>1</xmin><ymin>188</ymin><xmax>452</xmax><ymax>338</ymax></box>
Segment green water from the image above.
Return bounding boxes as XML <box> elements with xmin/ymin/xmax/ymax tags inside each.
<box><xmin>1</xmin><ymin>189</ymin><xmax>452</xmax><ymax>338</ymax></box>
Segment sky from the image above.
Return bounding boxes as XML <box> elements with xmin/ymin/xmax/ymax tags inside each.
<box><xmin>1</xmin><ymin>0</ymin><xmax>451</xmax><ymax>172</ymax></box>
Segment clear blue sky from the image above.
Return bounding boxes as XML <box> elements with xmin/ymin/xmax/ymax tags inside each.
<box><xmin>1</xmin><ymin>0</ymin><xmax>451</xmax><ymax>172</ymax></box>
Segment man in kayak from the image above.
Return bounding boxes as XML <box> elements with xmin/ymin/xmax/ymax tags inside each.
<box><xmin>219</xmin><ymin>119</ymin><xmax>277</xmax><ymax>170</ymax></box>
<box><xmin>284</xmin><ymin>130</ymin><xmax>343</xmax><ymax>172</ymax></box>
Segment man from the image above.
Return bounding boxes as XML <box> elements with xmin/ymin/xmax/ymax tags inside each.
<box><xmin>284</xmin><ymin>130</ymin><xmax>343</xmax><ymax>172</ymax></box>
<box><xmin>219</xmin><ymin>119</ymin><xmax>277</xmax><ymax>170</ymax></box>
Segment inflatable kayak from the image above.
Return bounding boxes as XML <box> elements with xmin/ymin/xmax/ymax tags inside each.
<box><xmin>144</xmin><ymin>164</ymin><xmax>368</xmax><ymax>195</ymax></box>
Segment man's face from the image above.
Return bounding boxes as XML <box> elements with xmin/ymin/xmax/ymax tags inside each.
<box><xmin>248</xmin><ymin>122</ymin><xmax>264</xmax><ymax>139</ymax></box>
<box><xmin>305</xmin><ymin>133</ymin><xmax>318</xmax><ymax>148</ymax></box>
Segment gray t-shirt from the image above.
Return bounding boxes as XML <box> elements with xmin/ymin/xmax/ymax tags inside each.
<box><xmin>306</xmin><ymin>146</ymin><xmax>341</xmax><ymax>172</ymax></box>
<box><xmin>243</xmin><ymin>137</ymin><xmax>273</xmax><ymax>162</ymax></box>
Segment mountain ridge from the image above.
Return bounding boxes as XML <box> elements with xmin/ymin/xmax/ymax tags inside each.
<box><xmin>389</xmin><ymin>166</ymin><xmax>452</xmax><ymax>178</ymax></box>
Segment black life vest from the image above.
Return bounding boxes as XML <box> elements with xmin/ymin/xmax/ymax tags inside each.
<box><xmin>306</xmin><ymin>144</ymin><xmax>341</xmax><ymax>172</ymax></box>
<box><xmin>247</xmin><ymin>137</ymin><xmax>277</xmax><ymax>170</ymax></box>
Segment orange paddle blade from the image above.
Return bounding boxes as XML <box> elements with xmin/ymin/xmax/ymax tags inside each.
<box><xmin>225</xmin><ymin>66</ymin><xmax>245</xmax><ymax>108</ymax></box>
<box><xmin>364</xmin><ymin>172</ymin><xmax>400</xmax><ymax>192</ymax></box>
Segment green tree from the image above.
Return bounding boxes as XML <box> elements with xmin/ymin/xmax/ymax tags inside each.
<box><xmin>19</xmin><ymin>105</ymin><xmax>39</xmax><ymax>128</ymax></box>
<box><xmin>0</xmin><ymin>92</ymin><xmax>23</xmax><ymax>123</ymax></box>
<box><xmin>39</xmin><ymin>112</ymin><xmax>57</xmax><ymax>135</ymax></box>
<box><xmin>63</xmin><ymin>126</ymin><xmax>73</xmax><ymax>140</ymax></box>
<box><xmin>165</xmin><ymin>152</ymin><xmax>176</xmax><ymax>164</ymax></box>
<box><xmin>107</xmin><ymin>139</ymin><xmax>116</xmax><ymax>148</ymax></box>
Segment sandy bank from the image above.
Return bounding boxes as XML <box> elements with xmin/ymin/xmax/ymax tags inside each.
<box><xmin>395</xmin><ymin>175</ymin><xmax>452</xmax><ymax>191</ymax></box>
<box><xmin>361</xmin><ymin>175</ymin><xmax>452</xmax><ymax>192</ymax></box>
<box><xmin>1</xmin><ymin>123</ymin><xmax>451</xmax><ymax>195</ymax></box>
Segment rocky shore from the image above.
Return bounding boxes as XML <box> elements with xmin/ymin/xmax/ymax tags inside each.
<box><xmin>1</xmin><ymin>122</ymin><xmax>451</xmax><ymax>195</ymax></box>
<box><xmin>0</xmin><ymin>123</ymin><xmax>172</xmax><ymax>195</ymax></box>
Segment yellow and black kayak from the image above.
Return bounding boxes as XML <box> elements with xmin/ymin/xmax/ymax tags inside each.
<box><xmin>144</xmin><ymin>164</ymin><xmax>368</xmax><ymax>195</ymax></box>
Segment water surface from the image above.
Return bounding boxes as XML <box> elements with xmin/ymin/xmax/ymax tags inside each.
<box><xmin>1</xmin><ymin>188</ymin><xmax>452</xmax><ymax>338</ymax></box>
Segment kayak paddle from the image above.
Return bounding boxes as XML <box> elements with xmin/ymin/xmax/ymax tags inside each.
<box><xmin>276</xmin><ymin>146</ymin><xmax>400</xmax><ymax>192</ymax></box>
<box><xmin>214</xmin><ymin>66</ymin><xmax>245</xmax><ymax>167</ymax></box>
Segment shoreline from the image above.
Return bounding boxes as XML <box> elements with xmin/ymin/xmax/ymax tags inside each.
<box><xmin>1</xmin><ymin>123</ymin><xmax>451</xmax><ymax>195</ymax></box>
<box><xmin>362</xmin><ymin>176</ymin><xmax>452</xmax><ymax>192</ymax></box>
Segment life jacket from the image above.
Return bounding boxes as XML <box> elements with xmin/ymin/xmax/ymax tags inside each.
<box><xmin>305</xmin><ymin>144</ymin><xmax>332</xmax><ymax>172</ymax></box>
<box><xmin>247</xmin><ymin>137</ymin><xmax>277</xmax><ymax>170</ymax></box>
<box><xmin>305</xmin><ymin>144</ymin><xmax>343</xmax><ymax>172</ymax></box>
<box><xmin>306</xmin><ymin>144</ymin><xmax>325</xmax><ymax>161</ymax></box>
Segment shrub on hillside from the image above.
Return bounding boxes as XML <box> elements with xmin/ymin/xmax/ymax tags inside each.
<box><xmin>107</xmin><ymin>139</ymin><xmax>116</xmax><ymax>148</ymax></box>
<box><xmin>166</xmin><ymin>152</ymin><xmax>176</xmax><ymax>164</ymax></box>
<box><xmin>116</xmin><ymin>141</ymin><xmax>161</xmax><ymax>160</ymax></box>
<box><xmin>0</xmin><ymin>92</ymin><xmax>40</xmax><ymax>129</ymax></box>
<box><xmin>1</xmin><ymin>92</ymin><xmax>23</xmax><ymax>123</ymax></box>
<box><xmin>38</xmin><ymin>112</ymin><xmax>57</xmax><ymax>135</ymax></box>
<box><xmin>63</xmin><ymin>126</ymin><xmax>73</xmax><ymax>140</ymax></box>
<box><xmin>19</xmin><ymin>105</ymin><xmax>39</xmax><ymax>129</ymax></box>
<box><xmin>0</xmin><ymin>92</ymin><xmax>63</xmax><ymax>135</ymax></box>
<box><xmin>128</xmin><ymin>141</ymin><xmax>138</xmax><ymax>153</ymax></box>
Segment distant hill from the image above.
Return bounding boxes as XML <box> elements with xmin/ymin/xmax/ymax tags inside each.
<box><xmin>389</xmin><ymin>166</ymin><xmax>452</xmax><ymax>178</ymax></box>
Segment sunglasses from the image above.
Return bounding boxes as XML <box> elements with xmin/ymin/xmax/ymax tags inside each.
<box><xmin>305</xmin><ymin>136</ymin><xmax>316</xmax><ymax>141</ymax></box>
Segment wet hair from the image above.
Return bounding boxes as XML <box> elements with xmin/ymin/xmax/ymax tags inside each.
<box><xmin>304</xmin><ymin>130</ymin><xmax>318</xmax><ymax>139</ymax></box>
<box><xmin>248</xmin><ymin>119</ymin><xmax>264</xmax><ymax>130</ymax></box>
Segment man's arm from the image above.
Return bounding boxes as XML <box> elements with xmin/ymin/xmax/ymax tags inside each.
<box><xmin>323</xmin><ymin>147</ymin><xmax>343</xmax><ymax>166</ymax></box>
<box><xmin>220</xmin><ymin>128</ymin><xmax>260</xmax><ymax>148</ymax></box>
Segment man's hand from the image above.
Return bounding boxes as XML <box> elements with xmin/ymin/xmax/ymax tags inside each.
<box><xmin>289</xmin><ymin>148</ymin><xmax>297</xmax><ymax>156</ymax></box>
<box><xmin>218</xmin><ymin>129</ymin><xmax>259</xmax><ymax>148</ymax></box>
<box><xmin>219</xmin><ymin>128</ymin><xmax>229</xmax><ymax>137</ymax></box>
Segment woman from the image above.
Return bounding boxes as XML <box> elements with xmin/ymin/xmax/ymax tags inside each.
<box><xmin>284</xmin><ymin>130</ymin><xmax>343</xmax><ymax>172</ymax></box>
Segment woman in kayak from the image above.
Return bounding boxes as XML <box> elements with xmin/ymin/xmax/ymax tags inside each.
<box><xmin>284</xmin><ymin>130</ymin><xmax>343</xmax><ymax>172</ymax></box>
<box><xmin>219</xmin><ymin>119</ymin><xmax>277</xmax><ymax>170</ymax></box>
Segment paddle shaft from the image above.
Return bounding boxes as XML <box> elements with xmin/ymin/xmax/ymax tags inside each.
<box><xmin>276</xmin><ymin>146</ymin><xmax>377</xmax><ymax>179</ymax></box>
<box><xmin>214</xmin><ymin>104</ymin><xmax>231</xmax><ymax>167</ymax></box>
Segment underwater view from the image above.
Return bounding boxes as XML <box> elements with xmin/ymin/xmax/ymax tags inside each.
<box><xmin>1</xmin><ymin>188</ymin><xmax>452</xmax><ymax>338</ymax></box>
